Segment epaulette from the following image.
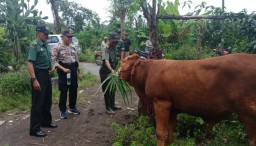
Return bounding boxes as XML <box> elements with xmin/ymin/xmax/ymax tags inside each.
<box><xmin>30</xmin><ymin>41</ymin><xmax>37</xmax><ymax>48</ymax></box>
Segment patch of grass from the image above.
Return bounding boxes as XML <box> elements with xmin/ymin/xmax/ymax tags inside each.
<box><xmin>0</xmin><ymin>92</ymin><xmax>31</xmax><ymax>112</ymax></box>
<box><xmin>52</xmin><ymin>88</ymin><xmax>59</xmax><ymax>104</ymax></box>
<box><xmin>112</xmin><ymin>116</ymin><xmax>157</xmax><ymax>146</ymax></box>
<box><xmin>79</xmin><ymin>71</ymin><xmax>98</xmax><ymax>88</ymax></box>
<box><xmin>0</xmin><ymin>71</ymin><xmax>98</xmax><ymax>112</ymax></box>
<box><xmin>112</xmin><ymin>114</ymin><xmax>248</xmax><ymax>146</ymax></box>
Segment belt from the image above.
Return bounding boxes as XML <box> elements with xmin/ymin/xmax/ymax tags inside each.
<box><xmin>34</xmin><ymin>68</ymin><xmax>49</xmax><ymax>72</ymax></box>
<box><xmin>59</xmin><ymin>62</ymin><xmax>78</xmax><ymax>69</ymax></box>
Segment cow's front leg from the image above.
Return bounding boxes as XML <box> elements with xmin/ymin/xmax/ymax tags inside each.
<box><xmin>154</xmin><ymin>100</ymin><xmax>171</xmax><ymax>146</ymax></box>
<box><xmin>166</xmin><ymin>112</ymin><xmax>177</xmax><ymax>145</ymax></box>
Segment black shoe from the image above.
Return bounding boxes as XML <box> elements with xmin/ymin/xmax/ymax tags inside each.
<box><xmin>112</xmin><ymin>105</ymin><xmax>122</xmax><ymax>111</ymax></box>
<box><xmin>41</xmin><ymin>123</ymin><xmax>58</xmax><ymax>128</ymax></box>
<box><xmin>30</xmin><ymin>131</ymin><xmax>46</xmax><ymax>137</ymax></box>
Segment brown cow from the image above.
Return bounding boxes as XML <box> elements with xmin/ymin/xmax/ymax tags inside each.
<box><xmin>119</xmin><ymin>53</ymin><xmax>256</xmax><ymax>146</ymax></box>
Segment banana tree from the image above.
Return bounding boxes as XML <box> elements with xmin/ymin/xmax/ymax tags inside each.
<box><xmin>0</xmin><ymin>0</ymin><xmax>47</xmax><ymax>61</ymax></box>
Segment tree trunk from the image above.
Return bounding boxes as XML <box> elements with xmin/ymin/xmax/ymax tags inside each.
<box><xmin>150</xmin><ymin>0</ymin><xmax>161</xmax><ymax>50</ymax></box>
<box><xmin>196</xmin><ymin>21</ymin><xmax>206</xmax><ymax>59</ymax></box>
<box><xmin>50</xmin><ymin>0</ymin><xmax>61</xmax><ymax>33</ymax></box>
<box><xmin>120</xmin><ymin>9</ymin><xmax>126</xmax><ymax>39</ymax></box>
<box><xmin>141</xmin><ymin>0</ymin><xmax>162</xmax><ymax>50</ymax></box>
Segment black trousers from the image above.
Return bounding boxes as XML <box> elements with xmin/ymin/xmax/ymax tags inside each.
<box><xmin>99</xmin><ymin>66</ymin><xmax>116</xmax><ymax>110</ymax></box>
<box><xmin>57</xmin><ymin>65</ymin><xmax>78</xmax><ymax>112</ymax></box>
<box><xmin>30</xmin><ymin>69</ymin><xmax>52</xmax><ymax>133</ymax></box>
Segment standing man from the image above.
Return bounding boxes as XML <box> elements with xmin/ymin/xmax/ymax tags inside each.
<box><xmin>115</xmin><ymin>29</ymin><xmax>125</xmax><ymax>60</ymax></box>
<box><xmin>99</xmin><ymin>32</ymin><xmax>123</xmax><ymax>115</ymax></box>
<box><xmin>27</xmin><ymin>24</ymin><xmax>57</xmax><ymax>137</ymax></box>
<box><xmin>123</xmin><ymin>33</ymin><xmax>131</xmax><ymax>57</ymax></box>
<box><xmin>101</xmin><ymin>37</ymin><xmax>108</xmax><ymax>53</ymax></box>
<box><xmin>52</xmin><ymin>30</ymin><xmax>82</xmax><ymax>119</ymax></box>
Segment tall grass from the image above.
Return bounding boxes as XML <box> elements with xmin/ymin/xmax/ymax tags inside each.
<box><xmin>95</xmin><ymin>72</ymin><xmax>133</xmax><ymax>106</ymax></box>
<box><xmin>0</xmin><ymin>71</ymin><xmax>98</xmax><ymax>112</ymax></box>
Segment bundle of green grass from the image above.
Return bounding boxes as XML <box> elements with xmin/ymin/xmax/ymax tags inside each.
<box><xmin>96</xmin><ymin>72</ymin><xmax>133</xmax><ymax>105</ymax></box>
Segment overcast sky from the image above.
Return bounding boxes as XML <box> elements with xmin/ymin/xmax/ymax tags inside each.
<box><xmin>36</xmin><ymin>0</ymin><xmax>255</xmax><ymax>23</ymax></box>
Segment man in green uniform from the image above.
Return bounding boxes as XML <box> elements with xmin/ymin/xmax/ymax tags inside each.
<box><xmin>99</xmin><ymin>32</ymin><xmax>123</xmax><ymax>115</ymax></box>
<box><xmin>27</xmin><ymin>25</ymin><xmax>57</xmax><ymax>137</ymax></box>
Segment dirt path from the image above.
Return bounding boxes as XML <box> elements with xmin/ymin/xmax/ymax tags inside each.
<box><xmin>0</xmin><ymin>63</ymin><xmax>139</xmax><ymax>146</ymax></box>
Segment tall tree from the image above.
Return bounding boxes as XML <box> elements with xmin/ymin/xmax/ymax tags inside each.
<box><xmin>59</xmin><ymin>1</ymin><xmax>97</xmax><ymax>33</ymax></box>
<box><xmin>140</xmin><ymin>0</ymin><xmax>162</xmax><ymax>50</ymax></box>
<box><xmin>47</xmin><ymin>0</ymin><xmax>61</xmax><ymax>33</ymax></box>
<box><xmin>109</xmin><ymin>0</ymin><xmax>133</xmax><ymax>37</ymax></box>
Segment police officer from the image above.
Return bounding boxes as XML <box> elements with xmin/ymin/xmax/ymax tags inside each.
<box><xmin>52</xmin><ymin>30</ymin><xmax>82</xmax><ymax>119</ymax></box>
<box><xmin>99</xmin><ymin>32</ymin><xmax>124</xmax><ymax>115</ymax></box>
<box><xmin>27</xmin><ymin>24</ymin><xmax>57</xmax><ymax>137</ymax></box>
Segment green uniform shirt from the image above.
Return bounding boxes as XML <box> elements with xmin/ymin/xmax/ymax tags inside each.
<box><xmin>27</xmin><ymin>40</ymin><xmax>52</xmax><ymax>70</ymax></box>
<box><xmin>116</xmin><ymin>39</ymin><xmax>124</xmax><ymax>60</ymax></box>
<box><xmin>116</xmin><ymin>39</ymin><xmax>124</xmax><ymax>51</ymax></box>
<box><xmin>102</xmin><ymin>44</ymin><xmax>118</xmax><ymax>70</ymax></box>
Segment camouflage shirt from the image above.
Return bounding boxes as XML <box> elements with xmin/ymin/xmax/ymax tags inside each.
<box><xmin>52</xmin><ymin>43</ymin><xmax>79</xmax><ymax>68</ymax></box>
<box><xmin>102</xmin><ymin>43</ymin><xmax>118</xmax><ymax>70</ymax></box>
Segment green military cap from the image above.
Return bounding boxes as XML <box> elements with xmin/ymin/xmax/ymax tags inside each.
<box><xmin>36</xmin><ymin>24</ymin><xmax>51</xmax><ymax>34</ymax></box>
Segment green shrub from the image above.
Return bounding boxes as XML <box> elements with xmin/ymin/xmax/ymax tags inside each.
<box><xmin>171</xmin><ymin>138</ymin><xmax>196</xmax><ymax>146</ymax></box>
<box><xmin>209</xmin><ymin>114</ymin><xmax>247</xmax><ymax>146</ymax></box>
<box><xmin>0</xmin><ymin>93</ymin><xmax>30</xmax><ymax>112</ymax></box>
<box><xmin>0</xmin><ymin>70</ymin><xmax>30</xmax><ymax>96</ymax></box>
<box><xmin>176</xmin><ymin>114</ymin><xmax>207</xmax><ymax>142</ymax></box>
<box><xmin>78</xmin><ymin>49</ymin><xmax>95</xmax><ymax>62</ymax></box>
<box><xmin>112</xmin><ymin>116</ymin><xmax>157</xmax><ymax>146</ymax></box>
<box><xmin>165</xmin><ymin>46</ymin><xmax>212</xmax><ymax>60</ymax></box>
<box><xmin>167</xmin><ymin>47</ymin><xmax>198</xmax><ymax>60</ymax></box>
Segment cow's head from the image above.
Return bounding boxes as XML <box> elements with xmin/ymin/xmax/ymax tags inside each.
<box><xmin>119</xmin><ymin>54</ymin><xmax>140</xmax><ymax>82</ymax></box>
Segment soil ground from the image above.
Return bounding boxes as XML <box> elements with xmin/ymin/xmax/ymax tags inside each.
<box><xmin>0</xmin><ymin>63</ymin><xmax>139</xmax><ymax>146</ymax></box>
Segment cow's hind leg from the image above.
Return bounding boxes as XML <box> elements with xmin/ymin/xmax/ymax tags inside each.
<box><xmin>153</xmin><ymin>100</ymin><xmax>171</xmax><ymax>146</ymax></box>
<box><xmin>165</xmin><ymin>112</ymin><xmax>177</xmax><ymax>145</ymax></box>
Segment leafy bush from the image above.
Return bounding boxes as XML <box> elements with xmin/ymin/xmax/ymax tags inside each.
<box><xmin>78</xmin><ymin>49</ymin><xmax>95</xmax><ymax>62</ymax></box>
<box><xmin>166</xmin><ymin>47</ymin><xmax>198</xmax><ymax>60</ymax></box>
<box><xmin>0</xmin><ymin>70</ymin><xmax>30</xmax><ymax>96</ymax></box>
<box><xmin>112</xmin><ymin>116</ymin><xmax>157</xmax><ymax>146</ymax></box>
<box><xmin>209</xmin><ymin>114</ymin><xmax>247</xmax><ymax>146</ymax></box>
<box><xmin>176</xmin><ymin>114</ymin><xmax>207</xmax><ymax>142</ymax></box>
<box><xmin>175</xmin><ymin>114</ymin><xmax>247</xmax><ymax>145</ymax></box>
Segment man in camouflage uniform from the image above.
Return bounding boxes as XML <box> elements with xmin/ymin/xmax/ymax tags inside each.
<box><xmin>99</xmin><ymin>32</ymin><xmax>124</xmax><ymax>115</ymax></box>
<box><xmin>52</xmin><ymin>30</ymin><xmax>82</xmax><ymax>119</ymax></box>
<box><xmin>27</xmin><ymin>24</ymin><xmax>57</xmax><ymax>137</ymax></box>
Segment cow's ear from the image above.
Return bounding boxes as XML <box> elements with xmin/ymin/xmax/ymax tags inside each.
<box><xmin>127</xmin><ymin>54</ymin><xmax>140</xmax><ymax>61</ymax></box>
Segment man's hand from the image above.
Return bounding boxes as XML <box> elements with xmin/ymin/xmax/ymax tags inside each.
<box><xmin>79</xmin><ymin>73</ymin><xmax>82</xmax><ymax>81</ymax></box>
<box><xmin>48</xmin><ymin>66</ymin><xmax>55</xmax><ymax>75</ymax></box>
<box><xmin>63</xmin><ymin>68</ymin><xmax>71</xmax><ymax>73</ymax></box>
<box><xmin>33</xmin><ymin>80</ymin><xmax>41</xmax><ymax>91</ymax></box>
